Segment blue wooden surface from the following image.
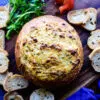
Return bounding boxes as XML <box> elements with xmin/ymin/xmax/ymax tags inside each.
<box><xmin>0</xmin><ymin>0</ymin><xmax>8</xmax><ymax>6</ymax></box>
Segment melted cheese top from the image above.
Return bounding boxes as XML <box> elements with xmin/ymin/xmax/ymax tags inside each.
<box><xmin>20</xmin><ymin>22</ymin><xmax>80</xmax><ymax>81</ymax></box>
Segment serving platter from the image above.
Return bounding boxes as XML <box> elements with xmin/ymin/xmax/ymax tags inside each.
<box><xmin>4</xmin><ymin>0</ymin><xmax>100</xmax><ymax>99</ymax></box>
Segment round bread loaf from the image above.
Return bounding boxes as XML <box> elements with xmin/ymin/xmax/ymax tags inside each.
<box><xmin>15</xmin><ymin>15</ymin><xmax>83</xmax><ymax>88</ymax></box>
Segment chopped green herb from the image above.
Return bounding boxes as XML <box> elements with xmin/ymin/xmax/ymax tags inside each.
<box><xmin>6</xmin><ymin>0</ymin><xmax>45</xmax><ymax>39</ymax></box>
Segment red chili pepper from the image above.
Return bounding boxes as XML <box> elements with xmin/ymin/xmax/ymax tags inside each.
<box><xmin>56</xmin><ymin>0</ymin><xmax>74</xmax><ymax>14</ymax></box>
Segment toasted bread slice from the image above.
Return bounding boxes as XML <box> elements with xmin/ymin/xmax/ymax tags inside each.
<box><xmin>2</xmin><ymin>72</ymin><xmax>13</xmax><ymax>88</ymax></box>
<box><xmin>90</xmin><ymin>29</ymin><xmax>100</xmax><ymax>35</ymax></box>
<box><xmin>0</xmin><ymin>72</ymin><xmax>8</xmax><ymax>85</ymax></box>
<box><xmin>30</xmin><ymin>88</ymin><xmax>54</xmax><ymax>100</ymax></box>
<box><xmin>0</xmin><ymin>30</ymin><xmax>5</xmax><ymax>49</ymax></box>
<box><xmin>82</xmin><ymin>8</ymin><xmax>97</xmax><ymax>31</ymax></box>
<box><xmin>4</xmin><ymin>92</ymin><xmax>24</xmax><ymax>100</ymax></box>
<box><xmin>0</xmin><ymin>4</ymin><xmax>9</xmax><ymax>28</ymax></box>
<box><xmin>89</xmin><ymin>47</ymin><xmax>100</xmax><ymax>72</ymax></box>
<box><xmin>3</xmin><ymin>74</ymin><xmax>28</xmax><ymax>92</ymax></box>
<box><xmin>0</xmin><ymin>72</ymin><xmax>13</xmax><ymax>85</ymax></box>
<box><xmin>67</xmin><ymin>9</ymin><xmax>89</xmax><ymax>25</ymax></box>
<box><xmin>87</xmin><ymin>29</ymin><xmax>100</xmax><ymax>50</ymax></box>
<box><xmin>0</xmin><ymin>49</ymin><xmax>9</xmax><ymax>73</ymax></box>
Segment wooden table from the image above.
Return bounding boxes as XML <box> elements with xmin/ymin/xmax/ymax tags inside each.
<box><xmin>5</xmin><ymin>0</ymin><xmax>100</xmax><ymax>100</ymax></box>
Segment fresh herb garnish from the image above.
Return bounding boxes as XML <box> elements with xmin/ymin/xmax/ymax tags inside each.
<box><xmin>6</xmin><ymin>0</ymin><xmax>45</xmax><ymax>39</ymax></box>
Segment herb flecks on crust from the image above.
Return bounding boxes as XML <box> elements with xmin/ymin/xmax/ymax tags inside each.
<box><xmin>20</xmin><ymin>21</ymin><xmax>80</xmax><ymax>81</ymax></box>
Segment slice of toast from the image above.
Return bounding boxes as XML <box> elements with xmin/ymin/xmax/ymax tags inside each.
<box><xmin>30</xmin><ymin>88</ymin><xmax>54</xmax><ymax>100</ymax></box>
<box><xmin>0</xmin><ymin>49</ymin><xmax>9</xmax><ymax>73</ymax></box>
<box><xmin>0</xmin><ymin>30</ymin><xmax>5</xmax><ymax>49</ymax></box>
<box><xmin>0</xmin><ymin>72</ymin><xmax>8</xmax><ymax>85</ymax></box>
<box><xmin>89</xmin><ymin>47</ymin><xmax>100</xmax><ymax>72</ymax></box>
<box><xmin>67</xmin><ymin>9</ymin><xmax>89</xmax><ymax>25</ymax></box>
<box><xmin>82</xmin><ymin>8</ymin><xmax>97</xmax><ymax>31</ymax></box>
<box><xmin>87</xmin><ymin>29</ymin><xmax>100</xmax><ymax>50</ymax></box>
<box><xmin>0</xmin><ymin>4</ymin><xmax>9</xmax><ymax>28</ymax></box>
<box><xmin>3</xmin><ymin>74</ymin><xmax>29</xmax><ymax>92</ymax></box>
<box><xmin>0</xmin><ymin>72</ymin><xmax>13</xmax><ymax>85</ymax></box>
<box><xmin>4</xmin><ymin>92</ymin><xmax>24</xmax><ymax>100</ymax></box>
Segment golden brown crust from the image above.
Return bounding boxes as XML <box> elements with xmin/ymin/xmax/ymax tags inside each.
<box><xmin>15</xmin><ymin>15</ymin><xmax>83</xmax><ymax>88</ymax></box>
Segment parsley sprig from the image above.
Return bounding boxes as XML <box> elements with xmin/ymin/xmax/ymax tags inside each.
<box><xmin>6</xmin><ymin>0</ymin><xmax>45</xmax><ymax>39</ymax></box>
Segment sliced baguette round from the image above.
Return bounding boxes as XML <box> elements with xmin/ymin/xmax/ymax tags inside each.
<box><xmin>67</xmin><ymin>9</ymin><xmax>89</xmax><ymax>25</ymax></box>
<box><xmin>90</xmin><ymin>29</ymin><xmax>100</xmax><ymax>35</ymax></box>
<box><xmin>0</xmin><ymin>49</ymin><xmax>9</xmax><ymax>73</ymax></box>
<box><xmin>89</xmin><ymin>47</ymin><xmax>100</xmax><ymax>72</ymax></box>
<box><xmin>3</xmin><ymin>74</ymin><xmax>29</xmax><ymax>92</ymax></box>
<box><xmin>4</xmin><ymin>92</ymin><xmax>24</xmax><ymax>100</ymax></box>
<box><xmin>82</xmin><ymin>8</ymin><xmax>97</xmax><ymax>31</ymax></box>
<box><xmin>30</xmin><ymin>88</ymin><xmax>54</xmax><ymax>100</ymax></box>
<box><xmin>0</xmin><ymin>30</ymin><xmax>5</xmax><ymax>49</ymax></box>
<box><xmin>0</xmin><ymin>71</ymin><xmax>9</xmax><ymax>85</ymax></box>
<box><xmin>3</xmin><ymin>72</ymin><xmax>13</xmax><ymax>85</ymax></box>
<box><xmin>87</xmin><ymin>29</ymin><xmax>100</xmax><ymax>50</ymax></box>
<box><xmin>0</xmin><ymin>4</ymin><xmax>9</xmax><ymax>28</ymax></box>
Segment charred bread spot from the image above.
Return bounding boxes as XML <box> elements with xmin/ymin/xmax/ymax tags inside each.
<box><xmin>23</xmin><ymin>39</ymin><xmax>27</xmax><ymax>46</ymax></box>
<box><xmin>44</xmin><ymin>56</ymin><xmax>60</xmax><ymax>67</ymax></box>
<box><xmin>68</xmin><ymin>50</ymin><xmax>77</xmax><ymax>56</ymax></box>
<box><xmin>31</xmin><ymin>26</ymin><xmax>36</xmax><ymax>29</ymax></box>
<box><xmin>49</xmin><ymin>56</ymin><xmax>58</xmax><ymax>63</ymax></box>
<box><xmin>30</xmin><ymin>37</ymin><xmax>38</xmax><ymax>43</ymax></box>
<box><xmin>40</xmin><ymin>43</ymin><xmax>48</xmax><ymax>50</ymax></box>
<box><xmin>33</xmin><ymin>38</ymin><xmax>38</xmax><ymax>43</ymax></box>
<box><xmin>62</xmin><ymin>23</ymin><xmax>66</xmax><ymax>26</ymax></box>
<box><xmin>27</xmin><ymin>41</ymin><xmax>32</xmax><ymax>45</ymax></box>
<box><xmin>30</xmin><ymin>26</ymin><xmax>37</xmax><ymax>32</ymax></box>
<box><xmin>46</xmin><ymin>24</ymin><xmax>53</xmax><ymax>30</ymax></box>
<box><xmin>49</xmin><ymin>44</ymin><xmax>62</xmax><ymax>51</ymax></box>
<box><xmin>59</xmin><ymin>33</ymin><xmax>65</xmax><ymax>38</ymax></box>
<box><xmin>68</xmin><ymin>35</ymin><xmax>72</xmax><ymax>38</ymax></box>
<box><xmin>98</xmin><ymin>36</ymin><xmax>100</xmax><ymax>37</ymax></box>
<box><xmin>68</xmin><ymin>31</ymin><xmax>71</xmax><ymax>33</ymax></box>
<box><xmin>23</xmin><ymin>42</ymin><xmax>26</xmax><ymax>46</ymax></box>
<box><xmin>84</xmin><ymin>11</ymin><xmax>87</xmax><ymax>14</ymax></box>
<box><xmin>68</xmin><ymin>29</ymin><xmax>74</xmax><ymax>33</ymax></box>
<box><xmin>66</xmin><ymin>34</ymin><xmax>76</xmax><ymax>40</ymax></box>
<box><xmin>46</xmin><ymin>59</ymin><xmax>51</xmax><ymax>63</ymax></box>
<box><xmin>92</xmin><ymin>42</ymin><xmax>95</xmax><ymax>44</ymax></box>
<box><xmin>46</xmin><ymin>24</ymin><xmax>52</xmax><ymax>27</ymax></box>
<box><xmin>57</xmin><ymin>28</ymin><xmax>62</xmax><ymax>32</ymax></box>
<box><xmin>90</xmin><ymin>18</ymin><xmax>92</xmax><ymax>21</ymax></box>
<box><xmin>35</xmin><ymin>70</ymin><xmax>42</xmax><ymax>74</ymax></box>
<box><xmin>90</xmin><ymin>22</ymin><xmax>94</xmax><ymax>25</ymax></box>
